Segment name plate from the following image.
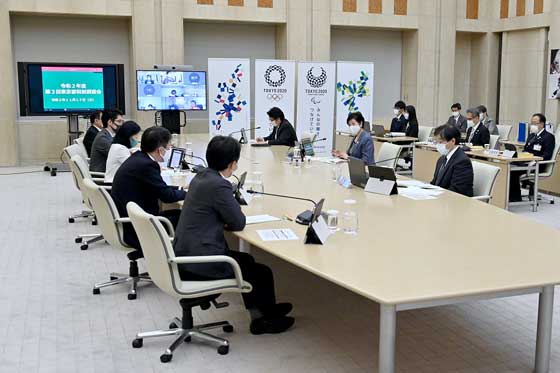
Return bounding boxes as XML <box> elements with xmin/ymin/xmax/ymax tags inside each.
<box><xmin>364</xmin><ymin>177</ymin><xmax>395</xmax><ymax>196</ymax></box>
<box><xmin>309</xmin><ymin>215</ymin><xmax>331</xmax><ymax>244</ymax></box>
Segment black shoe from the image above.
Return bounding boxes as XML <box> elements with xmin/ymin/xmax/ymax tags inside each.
<box><xmin>250</xmin><ymin>316</ymin><xmax>295</xmax><ymax>335</ymax></box>
<box><xmin>261</xmin><ymin>303</ymin><xmax>293</xmax><ymax>317</ymax></box>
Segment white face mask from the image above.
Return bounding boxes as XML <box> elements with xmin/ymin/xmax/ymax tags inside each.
<box><xmin>393</xmin><ymin>109</ymin><xmax>400</xmax><ymax>116</ymax></box>
<box><xmin>349</xmin><ymin>125</ymin><xmax>360</xmax><ymax>136</ymax></box>
<box><xmin>530</xmin><ymin>124</ymin><xmax>539</xmax><ymax>134</ymax></box>
<box><xmin>403</xmin><ymin>113</ymin><xmax>410</xmax><ymax>120</ymax></box>
<box><xmin>467</xmin><ymin>120</ymin><xmax>474</xmax><ymax>129</ymax></box>
<box><xmin>436</xmin><ymin>143</ymin><xmax>449</xmax><ymax>156</ymax></box>
<box><xmin>479</xmin><ymin>113</ymin><xmax>484</xmax><ymax>120</ymax></box>
<box><xmin>452</xmin><ymin>111</ymin><xmax>460</xmax><ymax>118</ymax></box>
<box><xmin>160</xmin><ymin>147</ymin><xmax>171</xmax><ymax>164</ymax></box>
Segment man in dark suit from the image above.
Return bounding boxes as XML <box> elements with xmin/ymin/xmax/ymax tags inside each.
<box><xmin>390</xmin><ymin>100</ymin><xmax>408</xmax><ymax>133</ymax></box>
<box><xmin>257</xmin><ymin>107</ymin><xmax>298</xmax><ymax>146</ymax></box>
<box><xmin>174</xmin><ymin>136</ymin><xmax>295</xmax><ymax>335</ymax></box>
<box><xmin>111</xmin><ymin>126</ymin><xmax>186</xmax><ymax>251</ymax></box>
<box><xmin>465</xmin><ymin>107</ymin><xmax>490</xmax><ymax>146</ymax></box>
<box><xmin>446</xmin><ymin>103</ymin><xmax>467</xmax><ymax>133</ymax></box>
<box><xmin>509</xmin><ymin>113</ymin><xmax>556</xmax><ymax>201</ymax></box>
<box><xmin>83</xmin><ymin>111</ymin><xmax>103</xmax><ymax>157</ymax></box>
<box><xmin>431</xmin><ymin>125</ymin><xmax>474</xmax><ymax>197</ymax></box>
<box><xmin>89</xmin><ymin>109</ymin><xmax>124</xmax><ymax>172</ymax></box>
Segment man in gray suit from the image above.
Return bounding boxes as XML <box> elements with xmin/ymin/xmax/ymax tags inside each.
<box><xmin>89</xmin><ymin>109</ymin><xmax>124</xmax><ymax>173</ymax></box>
<box><xmin>446</xmin><ymin>103</ymin><xmax>467</xmax><ymax>133</ymax></box>
<box><xmin>477</xmin><ymin>105</ymin><xmax>498</xmax><ymax>135</ymax></box>
<box><xmin>173</xmin><ymin>136</ymin><xmax>295</xmax><ymax>335</ymax></box>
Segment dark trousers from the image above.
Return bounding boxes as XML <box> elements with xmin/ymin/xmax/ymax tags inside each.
<box><xmin>124</xmin><ymin>209</ymin><xmax>182</xmax><ymax>253</ymax></box>
<box><xmin>179</xmin><ymin>250</ymin><xmax>276</xmax><ymax>312</ymax></box>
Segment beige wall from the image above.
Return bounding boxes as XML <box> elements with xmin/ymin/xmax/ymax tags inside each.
<box><xmin>0</xmin><ymin>0</ymin><xmax>559</xmax><ymax>165</ymax></box>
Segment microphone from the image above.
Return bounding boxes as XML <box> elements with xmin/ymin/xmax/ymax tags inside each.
<box><xmin>246</xmin><ymin>190</ymin><xmax>317</xmax><ymax>225</ymax></box>
<box><xmin>181</xmin><ymin>161</ymin><xmax>206</xmax><ymax>173</ymax></box>
<box><xmin>228</xmin><ymin>127</ymin><xmax>261</xmax><ymax>144</ymax></box>
<box><xmin>369</xmin><ymin>156</ymin><xmax>402</xmax><ymax>166</ymax></box>
<box><xmin>189</xmin><ymin>154</ymin><xmax>207</xmax><ymax>167</ymax></box>
<box><xmin>298</xmin><ymin>137</ymin><xmax>327</xmax><ymax>158</ymax></box>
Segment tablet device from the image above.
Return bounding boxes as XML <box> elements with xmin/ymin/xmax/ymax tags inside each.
<box><xmin>168</xmin><ymin>148</ymin><xmax>185</xmax><ymax>169</ymax></box>
<box><xmin>348</xmin><ymin>156</ymin><xmax>368</xmax><ymax>188</ymax></box>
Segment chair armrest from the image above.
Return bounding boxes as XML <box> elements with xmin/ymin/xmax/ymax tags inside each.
<box><xmin>537</xmin><ymin>159</ymin><xmax>556</xmax><ymax>165</ymax></box>
<box><xmin>154</xmin><ymin>216</ymin><xmax>175</xmax><ymax>237</ymax></box>
<box><xmin>101</xmin><ymin>186</ymin><xmax>112</xmax><ymax>191</ymax></box>
<box><xmin>472</xmin><ymin>195</ymin><xmax>491</xmax><ymax>202</ymax></box>
<box><xmin>90</xmin><ymin>171</ymin><xmax>105</xmax><ymax>177</ymax></box>
<box><xmin>115</xmin><ymin>217</ymin><xmax>131</xmax><ymax>224</ymax></box>
<box><xmin>169</xmin><ymin>255</ymin><xmax>246</xmax><ymax>290</ymax></box>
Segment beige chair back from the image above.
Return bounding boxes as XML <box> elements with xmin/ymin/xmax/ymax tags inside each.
<box><xmin>496</xmin><ymin>125</ymin><xmax>512</xmax><ymax>141</ymax></box>
<box><xmin>472</xmin><ymin>161</ymin><xmax>500</xmax><ymax>203</ymax></box>
<box><xmin>64</xmin><ymin>144</ymin><xmax>88</xmax><ymax>164</ymax></box>
<box><xmin>73</xmin><ymin>137</ymin><xmax>89</xmax><ymax>160</ymax></box>
<box><xmin>489</xmin><ymin>135</ymin><xmax>500</xmax><ymax>150</ymax></box>
<box><xmin>81</xmin><ymin>178</ymin><xmax>131</xmax><ymax>253</ymax></box>
<box><xmin>417</xmin><ymin>126</ymin><xmax>433</xmax><ymax>142</ymax></box>
<box><xmin>376</xmin><ymin>143</ymin><xmax>402</xmax><ymax>169</ymax></box>
<box><xmin>68</xmin><ymin>155</ymin><xmax>94</xmax><ymax>209</ymax></box>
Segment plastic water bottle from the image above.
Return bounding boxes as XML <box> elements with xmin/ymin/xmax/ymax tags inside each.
<box><xmin>342</xmin><ymin>199</ymin><xmax>358</xmax><ymax>235</ymax></box>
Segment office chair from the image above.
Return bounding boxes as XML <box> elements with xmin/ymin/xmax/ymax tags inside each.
<box><xmin>68</xmin><ymin>155</ymin><xmax>105</xmax><ymax>250</ymax></box>
<box><xmin>417</xmin><ymin>126</ymin><xmax>433</xmax><ymax>142</ymax></box>
<box><xmin>489</xmin><ymin>135</ymin><xmax>500</xmax><ymax>150</ymax></box>
<box><xmin>376</xmin><ymin>143</ymin><xmax>402</xmax><ymax>169</ymax></box>
<box><xmin>126</xmin><ymin>202</ymin><xmax>252</xmax><ymax>363</ymax></box>
<box><xmin>73</xmin><ymin>137</ymin><xmax>89</xmax><ymax>161</ymax></box>
<box><xmin>496</xmin><ymin>125</ymin><xmax>513</xmax><ymax>141</ymax></box>
<box><xmin>519</xmin><ymin>129</ymin><xmax>560</xmax><ymax>205</ymax></box>
<box><xmin>81</xmin><ymin>178</ymin><xmax>151</xmax><ymax>300</ymax></box>
<box><xmin>472</xmin><ymin>161</ymin><xmax>501</xmax><ymax>203</ymax></box>
<box><xmin>63</xmin><ymin>143</ymin><xmax>89</xmax><ymax>165</ymax></box>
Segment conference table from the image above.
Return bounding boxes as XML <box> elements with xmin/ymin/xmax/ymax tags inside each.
<box><xmin>173</xmin><ymin>134</ymin><xmax>560</xmax><ymax>373</ymax></box>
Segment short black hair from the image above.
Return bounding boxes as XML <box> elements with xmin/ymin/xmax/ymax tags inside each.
<box><xmin>89</xmin><ymin>110</ymin><xmax>102</xmax><ymax>125</ymax></box>
<box><xmin>532</xmin><ymin>113</ymin><xmax>546</xmax><ymax>124</ymax></box>
<box><xmin>140</xmin><ymin>126</ymin><xmax>171</xmax><ymax>153</ymax></box>
<box><xmin>101</xmin><ymin>109</ymin><xmax>123</xmax><ymax>128</ymax></box>
<box><xmin>206</xmin><ymin>136</ymin><xmax>241</xmax><ymax>171</ymax></box>
<box><xmin>267</xmin><ymin>107</ymin><xmax>285</xmax><ymax>122</ymax></box>
<box><xmin>346</xmin><ymin>111</ymin><xmax>365</xmax><ymax>126</ymax></box>
<box><xmin>477</xmin><ymin>105</ymin><xmax>487</xmax><ymax>114</ymax></box>
<box><xmin>438</xmin><ymin>125</ymin><xmax>461</xmax><ymax>145</ymax></box>
<box><xmin>451</xmin><ymin>103</ymin><xmax>462</xmax><ymax>110</ymax></box>
<box><xmin>113</xmin><ymin>121</ymin><xmax>141</xmax><ymax>149</ymax></box>
<box><xmin>394</xmin><ymin>101</ymin><xmax>406</xmax><ymax>110</ymax></box>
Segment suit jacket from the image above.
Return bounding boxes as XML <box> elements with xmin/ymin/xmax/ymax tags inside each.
<box><xmin>466</xmin><ymin>123</ymin><xmax>491</xmax><ymax>146</ymax></box>
<box><xmin>83</xmin><ymin>126</ymin><xmax>100</xmax><ymax>157</ymax></box>
<box><xmin>390</xmin><ymin>115</ymin><xmax>408</xmax><ymax>133</ymax></box>
<box><xmin>482</xmin><ymin>117</ymin><xmax>498</xmax><ymax>135</ymax></box>
<box><xmin>405</xmin><ymin>120</ymin><xmax>419</xmax><ymax>138</ymax></box>
<box><xmin>111</xmin><ymin>151</ymin><xmax>186</xmax><ymax>250</ymax></box>
<box><xmin>346</xmin><ymin>130</ymin><xmax>375</xmax><ymax>165</ymax></box>
<box><xmin>173</xmin><ymin>168</ymin><xmax>245</xmax><ymax>279</ymax></box>
<box><xmin>447</xmin><ymin>115</ymin><xmax>467</xmax><ymax>133</ymax></box>
<box><xmin>263</xmin><ymin>119</ymin><xmax>298</xmax><ymax>146</ymax></box>
<box><xmin>524</xmin><ymin>130</ymin><xmax>556</xmax><ymax>162</ymax></box>
<box><xmin>89</xmin><ymin>129</ymin><xmax>113</xmax><ymax>172</ymax></box>
<box><xmin>431</xmin><ymin>147</ymin><xmax>474</xmax><ymax>197</ymax></box>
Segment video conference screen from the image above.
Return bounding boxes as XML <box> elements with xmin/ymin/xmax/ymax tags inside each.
<box><xmin>136</xmin><ymin>70</ymin><xmax>207</xmax><ymax>111</ymax></box>
<box><xmin>18</xmin><ymin>62</ymin><xmax>125</xmax><ymax>116</ymax></box>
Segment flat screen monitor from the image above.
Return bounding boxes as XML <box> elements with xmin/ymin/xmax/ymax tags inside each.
<box><xmin>18</xmin><ymin>62</ymin><xmax>125</xmax><ymax>116</ymax></box>
<box><xmin>136</xmin><ymin>70</ymin><xmax>207</xmax><ymax>111</ymax></box>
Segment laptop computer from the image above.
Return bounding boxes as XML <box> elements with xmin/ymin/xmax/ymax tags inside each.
<box><xmin>348</xmin><ymin>156</ymin><xmax>369</xmax><ymax>188</ymax></box>
<box><xmin>371</xmin><ymin>124</ymin><xmax>386</xmax><ymax>137</ymax></box>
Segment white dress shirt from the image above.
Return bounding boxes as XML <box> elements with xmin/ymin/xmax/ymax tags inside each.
<box><xmin>104</xmin><ymin>144</ymin><xmax>131</xmax><ymax>182</ymax></box>
<box><xmin>446</xmin><ymin>145</ymin><xmax>459</xmax><ymax>162</ymax></box>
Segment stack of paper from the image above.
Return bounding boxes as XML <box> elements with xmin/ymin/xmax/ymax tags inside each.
<box><xmin>257</xmin><ymin>229</ymin><xmax>299</xmax><ymax>241</ymax></box>
<box><xmin>397</xmin><ymin>180</ymin><xmax>444</xmax><ymax>200</ymax></box>
<box><xmin>245</xmin><ymin>215</ymin><xmax>281</xmax><ymax>225</ymax></box>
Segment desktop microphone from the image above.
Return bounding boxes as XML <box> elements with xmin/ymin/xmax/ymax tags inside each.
<box><xmin>228</xmin><ymin>127</ymin><xmax>261</xmax><ymax>144</ymax></box>
<box><xmin>246</xmin><ymin>190</ymin><xmax>318</xmax><ymax>225</ymax></box>
<box><xmin>369</xmin><ymin>156</ymin><xmax>403</xmax><ymax>166</ymax></box>
<box><xmin>181</xmin><ymin>161</ymin><xmax>206</xmax><ymax>173</ymax></box>
<box><xmin>190</xmin><ymin>154</ymin><xmax>207</xmax><ymax>167</ymax></box>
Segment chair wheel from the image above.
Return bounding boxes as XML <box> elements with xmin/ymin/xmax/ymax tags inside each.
<box><xmin>551</xmin><ymin>200</ymin><xmax>555</xmax><ymax>204</ymax></box>
<box><xmin>132</xmin><ymin>338</ymin><xmax>143</xmax><ymax>348</ymax></box>
<box><xmin>128</xmin><ymin>293</ymin><xmax>137</xmax><ymax>300</ymax></box>
<box><xmin>169</xmin><ymin>322</ymin><xmax>178</xmax><ymax>329</ymax></box>
<box><xmin>218</xmin><ymin>345</ymin><xmax>229</xmax><ymax>355</ymax></box>
<box><xmin>68</xmin><ymin>218</ymin><xmax>75</xmax><ymax>223</ymax></box>
<box><xmin>184</xmin><ymin>336</ymin><xmax>191</xmax><ymax>343</ymax></box>
<box><xmin>80</xmin><ymin>244</ymin><xmax>88</xmax><ymax>250</ymax></box>
<box><xmin>160</xmin><ymin>353</ymin><xmax>173</xmax><ymax>363</ymax></box>
<box><xmin>92</xmin><ymin>219</ymin><xmax>98</xmax><ymax>226</ymax></box>
<box><xmin>44</xmin><ymin>166</ymin><xmax>50</xmax><ymax>171</ymax></box>
<box><xmin>223</xmin><ymin>325</ymin><xmax>234</xmax><ymax>333</ymax></box>
<box><xmin>50</xmin><ymin>170</ymin><xmax>57</xmax><ymax>177</ymax></box>
<box><xmin>92</xmin><ymin>288</ymin><xmax>100</xmax><ymax>295</ymax></box>
<box><xmin>110</xmin><ymin>276</ymin><xmax>118</xmax><ymax>280</ymax></box>
<box><xmin>75</xmin><ymin>237</ymin><xmax>82</xmax><ymax>243</ymax></box>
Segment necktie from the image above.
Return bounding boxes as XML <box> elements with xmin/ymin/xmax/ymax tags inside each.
<box><xmin>436</xmin><ymin>157</ymin><xmax>448</xmax><ymax>185</ymax></box>
<box><xmin>468</xmin><ymin>127</ymin><xmax>475</xmax><ymax>143</ymax></box>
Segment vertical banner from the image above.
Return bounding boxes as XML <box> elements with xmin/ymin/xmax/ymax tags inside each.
<box><xmin>335</xmin><ymin>61</ymin><xmax>374</xmax><ymax>133</ymax></box>
<box><xmin>208</xmin><ymin>58</ymin><xmax>251</xmax><ymax>138</ymax></box>
<box><xmin>296</xmin><ymin>61</ymin><xmax>336</xmax><ymax>154</ymax></box>
<box><xmin>548</xmin><ymin>49</ymin><xmax>560</xmax><ymax>100</ymax></box>
<box><xmin>254</xmin><ymin>60</ymin><xmax>296</xmax><ymax>139</ymax></box>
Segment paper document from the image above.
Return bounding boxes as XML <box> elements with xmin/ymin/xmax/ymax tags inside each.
<box><xmin>246</xmin><ymin>215</ymin><xmax>281</xmax><ymax>225</ymax></box>
<box><xmin>399</xmin><ymin>187</ymin><xmax>442</xmax><ymax>200</ymax></box>
<box><xmin>257</xmin><ymin>229</ymin><xmax>299</xmax><ymax>241</ymax></box>
<box><xmin>310</xmin><ymin>156</ymin><xmax>346</xmax><ymax>164</ymax></box>
<box><xmin>397</xmin><ymin>180</ymin><xmax>442</xmax><ymax>190</ymax></box>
